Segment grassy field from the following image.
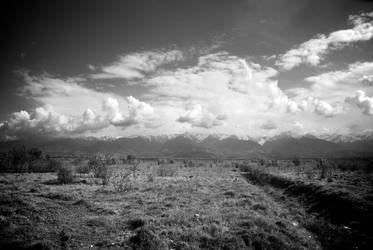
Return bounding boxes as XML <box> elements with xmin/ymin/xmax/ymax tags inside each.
<box><xmin>0</xmin><ymin>160</ymin><xmax>323</xmax><ymax>250</ymax></box>
<box><xmin>0</xmin><ymin>157</ymin><xmax>372</xmax><ymax>249</ymax></box>
<box><xmin>240</xmin><ymin>159</ymin><xmax>373</xmax><ymax>250</ymax></box>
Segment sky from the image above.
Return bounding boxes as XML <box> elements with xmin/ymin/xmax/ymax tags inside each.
<box><xmin>1</xmin><ymin>0</ymin><xmax>373</xmax><ymax>140</ymax></box>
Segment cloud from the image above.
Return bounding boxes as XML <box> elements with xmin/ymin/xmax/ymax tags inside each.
<box><xmin>177</xmin><ymin>104</ymin><xmax>226</xmax><ymax>129</ymax></box>
<box><xmin>287</xmin><ymin>61</ymin><xmax>373</xmax><ymax>116</ymax></box>
<box><xmin>146</xmin><ymin>52</ymin><xmax>282</xmax><ymax>109</ymax></box>
<box><xmin>18</xmin><ymin>71</ymin><xmax>88</xmax><ymax>98</ymax></box>
<box><xmin>260</xmin><ymin>120</ymin><xmax>277</xmax><ymax>130</ymax></box>
<box><xmin>0</xmin><ymin>96</ymin><xmax>157</xmax><ymax>139</ymax></box>
<box><xmin>346</xmin><ymin>90</ymin><xmax>373</xmax><ymax>115</ymax></box>
<box><xmin>102</xmin><ymin>97</ymin><xmax>125</xmax><ymax>124</ymax></box>
<box><xmin>7</xmin><ymin>48</ymin><xmax>372</xmax><ymax>139</ymax></box>
<box><xmin>276</xmin><ymin>12</ymin><xmax>373</xmax><ymax>70</ymax></box>
<box><xmin>104</xmin><ymin>96</ymin><xmax>157</xmax><ymax>127</ymax></box>
<box><xmin>89</xmin><ymin>50</ymin><xmax>184</xmax><ymax>80</ymax></box>
<box><xmin>270</xmin><ymin>96</ymin><xmax>301</xmax><ymax>113</ymax></box>
<box><xmin>142</xmin><ymin>52</ymin><xmax>302</xmax><ymax>134</ymax></box>
<box><xmin>0</xmin><ymin>106</ymin><xmax>107</xmax><ymax>139</ymax></box>
<box><xmin>360</xmin><ymin>75</ymin><xmax>373</xmax><ymax>85</ymax></box>
<box><xmin>312</xmin><ymin>99</ymin><xmax>340</xmax><ymax>117</ymax></box>
<box><xmin>16</xmin><ymin>70</ymin><xmax>122</xmax><ymax>116</ymax></box>
<box><xmin>270</xmin><ymin>95</ymin><xmax>341</xmax><ymax>117</ymax></box>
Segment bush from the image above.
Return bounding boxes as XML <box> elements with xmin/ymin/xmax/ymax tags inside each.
<box><xmin>57</xmin><ymin>165</ymin><xmax>75</xmax><ymax>184</ymax></box>
<box><xmin>75</xmin><ymin>163</ymin><xmax>90</xmax><ymax>174</ymax></box>
<box><xmin>88</xmin><ymin>155</ymin><xmax>108</xmax><ymax>178</ymax></box>
<box><xmin>146</xmin><ymin>173</ymin><xmax>154</xmax><ymax>182</ymax></box>
<box><xmin>237</xmin><ymin>164</ymin><xmax>252</xmax><ymax>172</ymax></box>
<box><xmin>127</xmin><ymin>154</ymin><xmax>137</xmax><ymax>163</ymax></box>
<box><xmin>292</xmin><ymin>157</ymin><xmax>301</xmax><ymax>166</ymax></box>
<box><xmin>129</xmin><ymin>227</ymin><xmax>167</xmax><ymax>250</ymax></box>
<box><xmin>127</xmin><ymin>218</ymin><xmax>146</xmax><ymax>230</ymax></box>
<box><xmin>0</xmin><ymin>146</ymin><xmax>58</xmax><ymax>173</ymax></box>
<box><xmin>111</xmin><ymin>171</ymin><xmax>132</xmax><ymax>191</ymax></box>
<box><xmin>46</xmin><ymin>159</ymin><xmax>62</xmax><ymax>172</ymax></box>
<box><xmin>259</xmin><ymin>159</ymin><xmax>266</xmax><ymax>166</ymax></box>
<box><xmin>156</xmin><ymin>165</ymin><xmax>177</xmax><ymax>177</ymax></box>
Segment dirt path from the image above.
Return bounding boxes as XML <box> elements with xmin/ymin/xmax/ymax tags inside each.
<box><xmin>241</xmin><ymin>170</ymin><xmax>372</xmax><ymax>250</ymax></box>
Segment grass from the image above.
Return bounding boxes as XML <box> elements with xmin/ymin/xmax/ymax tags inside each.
<box><xmin>240</xmin><ymin>162</ymin><xmax>373</xmax><ymax>249</ymax></box>
<box><xmin>0</xmin><ymin>161</ymin><xmax>321</xmax><ymax>249</ymax></box>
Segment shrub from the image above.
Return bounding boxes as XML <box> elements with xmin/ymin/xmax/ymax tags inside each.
<box><xmin>75</xmin><ymin>163</ymin><xmax>90</xmax><ymax>174</ymax></box>
<box><xmin>127</xmin><ymin>218</ymin><xmax>146</xmax><ymax>230</ymax></box>
<box><xmin>271</xmin><ymin>160</ymin><xmax>279</xmax><ymax>167</ymax></box>
<box><xmin>89</xmin><ymin>154</ymin><xmax>108</xmax><ymax>178</ymax></box>
<box><xmin>146</xmin><ymin>173</ymin><xmax>154</xmax><ymax>182</ymax></box>
<box><xmin>259</xmin><ymin>159</ymin><xmax>266</xmax><ymax>166</ymax></box>
<box><xmin>304</xmin><ymin>167</ymin><xmax>314</xmax><ymax>180</ymax></box>
<box><xmin>46</xmin><ymin>159</ymin><xmax>62</xmax><ymax>172</ymax></box>
<box><xmin>318</xmin><ymin>159</ymin><xmax>334</xmax><ymax>180</ymax></box>
<box><xmin>111</xmin><ymin>171</ymin><xmax>132</xmax><ymax>191</ymax></box>
<box><xmin>238</xmin><ymin>164</ymin><xmax>252</xmax><ymax>172</ymax></box>
<box><xmin>156</xmin><ymin>165</ymin><xmax>177</xmax><ymax>177</ymax></box>
<box><xmin>28</xmin><ymin>147</ymin><xmax>43</xmax><ymax>161</ymax></box>
<box><xmin>57</xmin><ymin>165</ymin><xmax>75</xmax><ymax>184</ymax></box>
<box><xmin>129</xmin><ymin>160</ymin><xmax>141</xmax><ymax>179</ymax></box>
<box><xmin>129</xmin><ymin>227</ymin><xmax>167</xmax><ymax>250</ymax></box>
<box><xmin>292</xmin><ymin>157</ymin><xmax>301</xmax><ymax>166</ymax></box>
<box><xmin>127</xmin><ymin>154</ymin><xmax>137</xmax><ymax>163</ymax></box>
<box><xmin>0</xmin><ymin>146</ymin><xmax>59</xmax><ymax>173</ymax></box>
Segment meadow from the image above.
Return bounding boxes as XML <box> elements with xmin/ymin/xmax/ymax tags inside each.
<box><xmin>0</xmin><ymin>149</ymin><xmax>372</xmax><ymax>249</ymax></box>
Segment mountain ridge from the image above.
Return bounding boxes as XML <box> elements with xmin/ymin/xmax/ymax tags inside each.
<box><xmin>0</xmin><ymin>132</ymin><xmax>372</xmax><ymax>158</ymax></box>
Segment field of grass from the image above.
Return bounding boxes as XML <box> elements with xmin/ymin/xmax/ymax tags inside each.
<box><xmin>240</xmin><ymin>159</ymin><xmax>373</xmax><ymax>250</ymax></box>
<box><xmin>0</xmin><ymin>160</ymin><xmax>323</xmax><ymax>249</ymax></box>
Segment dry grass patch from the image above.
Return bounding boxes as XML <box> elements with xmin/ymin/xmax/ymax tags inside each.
<box><xmin>0</xmin><ymin>162</ymin><xmax>321</xmax><ymax>249</ymax></box>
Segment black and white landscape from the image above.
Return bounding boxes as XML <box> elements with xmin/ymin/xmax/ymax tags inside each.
<box><xmin>1</xmin><ymin>132</ymin><xmax>373</xmax><ymax>158</ymax></box>
<box><xmin>0</xmin><ymin>1</ymin><xmax>373</xmax><ymax>249</ymax></box>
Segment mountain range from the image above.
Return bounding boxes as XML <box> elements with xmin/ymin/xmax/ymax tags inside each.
<box><xmin>0</xmin><ymin>132</ymin><xmax>372</xmax><ymax>159</ymax></box>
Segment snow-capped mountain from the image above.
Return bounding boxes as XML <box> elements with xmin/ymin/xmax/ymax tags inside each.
<box><xmin>0</xmin><ymin>131</ymin><xmax>372</xmax><ymax>158</ymax></box>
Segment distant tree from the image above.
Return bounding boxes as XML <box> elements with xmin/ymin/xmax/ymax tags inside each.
<box><xmin>28</xmin><ymin>148</ymin><xmax>43</xmax><ymax>161</ymax></box>
<box><xmin>292</xmin><ymin>157</ymin><xmax>301</xmax><ymax>167</ymax></box>
<box><xmin>318</xmin><ymin>158</ymin><xmax>329</xmax><ymax>180</ymax></box>
<box><xmin>127</xmin><ymin>154</ymin><xmax>136</xmax><ymax>163</ymax></box>
<box><xmin>57</xmin><ymin>165</ymin><xmax>74</xmax><ymax>184</ymax></box>
<box><xmin>87</xmin><ymin>153</ymin><xmax>113</xmax><ymax>185</ymax></box>
<box><xmin>259</xmin><ymin>159</ymin><xmax>266</xmax><ymax>166</ymax></box>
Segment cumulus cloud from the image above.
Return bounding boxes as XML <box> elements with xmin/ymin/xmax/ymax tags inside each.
<box><xmin>89</xmin><ymin>50</ymin><xmax>184</xmax><ymax>80</ymax></box>
<box><xmin>141</xmin><ymin>51</ymin><xmax>306</xmax><ymax>134</ymax></box>
<box><xmin>146</xmin><ymin>52</ymin><xmax>283</xmax><ymax>111</ymax></box>
<box><xmin>270</xmin><ymin>96</ymin><xmax>301</xmax><ymax>113</ymax></box>
<box><xmin>346</xmin><ymin>90</ymin><xmax>373</xmax><ymax>115</ymax></box>
<box><xmin>312</xmin><ymin>99</ymin><xmax>340</xmax><ymax>117</ymax></box>
<box><xmin>0</xmin><ymin>106</ymin><xmax>107</xmax><ymax>139</ymax></box>
<box><xmin>0</xmin><ymin>96</ymin><xmax>157</xmax><ymax>139</ymax></box>
<box><xmin>8</xmin><ymin>46</ymin><xmax>371</xmax><ymax>139</ymax></box>
<box><xmin>105</xmin><ymin>96</ymin><xmax>156</xmax><ymax>127</ymax></box>
<box><xmin>177</xmin><ymin>104</ymin><xmax>226</xmax><ymax>129</ymax></box>
<box><xmin>102</xmin><ymin>97</ymin><xmax>125</xmax><ymax>124</ymax></box>
<box><xmin>287</xmin><ymin>61</ymin><xmax>373</xmax><ymax>117</ymax></box>
<box><xmin>276</xmin><ymin>12</ymin><xmax>373</xmax><ymax>70</ymax></box>
<box><xmin>270</xmin><ymin>95</ymin><xmax>341</xmax><ymax>117</ymax></box>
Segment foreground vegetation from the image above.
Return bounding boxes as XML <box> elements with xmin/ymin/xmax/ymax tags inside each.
<box><xmin>0</xmin><ymin>147</ymin><xmax>371</xmax><ymax>249</ymax></box>
<box><xmin>0</xmin><ymin>159</ymin><xmax>322</xmax><ymax>249</ymax></box>
<box><xmin>239</xmin><ymin>159</ymin><xmax>373</xmax><ymax>249</ymax></box>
